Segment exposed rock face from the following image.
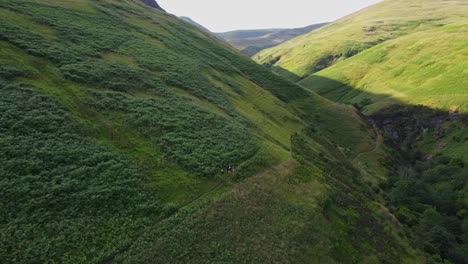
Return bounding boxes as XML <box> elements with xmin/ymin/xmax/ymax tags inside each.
<box><xmin>140</xmin><ymin>0</ymin><xmax>165</xmax><ymax>12</ymax></box>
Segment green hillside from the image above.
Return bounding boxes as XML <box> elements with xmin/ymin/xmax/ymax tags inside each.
<box><xmin>294</xmin><ymin>0</ymin><xmax>468</xmax><ymax>163</ymax></box>
<box><xmin>253</xmin><ymin>1</ymin><xmax>467</xmax><ymax>263</ymax></box>
<box><xmin>0</xmin><ymin>0</ymin><xmax>424</xmax><ymax>263</ymax></box>
<box><xmin>300</xmin><ymin>24</ymin><xmax>468</xmax><ymax>113</ymax></box>
<box><xmin>255</xmin><ymin>0</ymin><xmax>467</xmax><ymax>160</ymax></box>
<box><xmin>254</xmin><ymin>0</ymin><xmax>468</xmax><ymax>79</ymax></box>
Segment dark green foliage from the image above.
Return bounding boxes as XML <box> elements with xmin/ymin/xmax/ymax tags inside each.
<box><xmin>0</xmin><ymin>65</ymin><xmax>30</xmax><ymax>79</ymax></box>
<box><xmin>396</xmin><ymin>206</ymin><xmax>418</xmax><ymax>226</ymax></box>
<box><xmin>0</xmin><ymin>83</ymin><xmax>162</xmax><ymax>263</ymax></box>
<box><xmin>353</xmin><ymin>97</ymin><xmax>373</xmax><ymax>111</ymax></box>
<box><xmin>311</xmin><ymin>53</ymin><xmax>339</xmax><ymax>73</ymax></box>
<box><xmin>372</xmin><ymin>105</ymin><xmax>467</xmax><ymax>263</ymax></box>
<box><xmin>385</xmin><ymin>156</ymin><xmax>467</xmax><ymax>263</ymax></box>
<box><xmin>89</xmin><ymin>91</ymin><xmax>258</xmax><ymax>176</ymax></box>
<box><xmin>0</xmin><ymin>1</ymin><xmax>266</xmax><ymax>261</ymax></box>
<box><xmin>0</xmin><ymin>0</ymin><xmax>260</xmax><ymax>175</ymax></box>
<box><xmin>61</xmin><ymin>59</ymin><xmax>167</xmax><ymax>93</ymax></box>
<box><xmin>342</xmin><ymin>44</ymin><xmax>362</xmax><ymax>58</ymax></box>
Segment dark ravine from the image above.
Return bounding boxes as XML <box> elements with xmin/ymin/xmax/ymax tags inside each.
<box><xmin>369</xmin><ymin>106</ymin><xmax>468</xmax><ymax>264</ymax></box>
<box><xmin>370</xmin><ymin>105</ymin><xmax>467</xmax><ymax>154</ymax></box>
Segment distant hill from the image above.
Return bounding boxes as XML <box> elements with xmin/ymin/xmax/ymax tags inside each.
<box><xmin>216</xmin><ymin>23</ymin><xmax>328</xmax><ymax>56</ymax></box>
<box><xmin>140</xmin><ymin>0</ymin><xmax>165</xmax><ymax>11</ymax></box>
<box><xmin>176</xmin><ymin>17</ymin><xmax>327</xmax><ymax>56</ymax></box>
<box><xmin>180</xmin><ymin>16</ymin><xmax>210</xmax><ymax>32</ymax></box>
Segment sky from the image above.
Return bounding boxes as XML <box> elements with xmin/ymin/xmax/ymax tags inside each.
<box><xmin>157</xmin><ymin>0</ymin><xmax>383</xmax><ymax>32</ymax></box>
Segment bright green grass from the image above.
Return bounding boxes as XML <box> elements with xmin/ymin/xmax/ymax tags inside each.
<box><xmin>300</xmin><ymin>23</ymin><xmax>468</xmax><ymax>114</ymax></box>
<box><xmin>254</xmin><ymin>0</ymin><xmax>468</xmax><ymax>79</ymax></box>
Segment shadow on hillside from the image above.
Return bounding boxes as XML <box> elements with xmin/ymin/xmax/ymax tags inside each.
<box><xmin>258</xmin><ymin>64</ymin><xmax>468</xmax><ymax>160</ymax></box>
<box><xmin>299</xmin><ymin>74</ymin><xmax>404</xmax><ymax>110</ymax></box>
<box><xmin>273</xmin><ymin>66</ymin><xmax>303</xmax><ymax>81</ymax></box>
<box><xmin>296</xmin><ymin>74</ymin><xmax>468</xmax><ymax>158</ymax></box>
<box><xmin>260</xmin><ymin>64</ymin><xmax>304</xmax><ymax>83</ymax></box>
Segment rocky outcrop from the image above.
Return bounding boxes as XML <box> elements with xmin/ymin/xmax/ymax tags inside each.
<box><xmin>140</xmin><ymin>0</ymin><xmax>165</xmax><ymax>12</ymax></box>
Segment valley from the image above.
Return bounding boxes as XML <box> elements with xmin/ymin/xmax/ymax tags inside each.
<box><xmin>215</xmin><ymin>23</ymin><xmax>328</xmax><ymax>56</ymax></box>
<box><xmin>254</xmin><ymin>0</ymin><xmax>467</xmax><ymax>262</ymax></box>
<box><xmin>0</xmin><ymin>0</ymin><xmax>466</xmax><ymax>263</ymax></box>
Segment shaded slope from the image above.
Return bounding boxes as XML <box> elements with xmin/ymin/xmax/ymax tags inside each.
<box><xmin>0</xmin><ymin>0</ymin><xmax>421</xmax><ymax>263</ymax></box>
<box><xmin>254</xmin><ymin>0</ymin><xmax>468</xmax><ymax>78</ymax></box>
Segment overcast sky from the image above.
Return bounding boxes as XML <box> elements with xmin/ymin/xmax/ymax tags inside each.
<box><xmin>158</xmin><ymin>0</ymin><xmax>382</xmax><ymax>32</ymax></box>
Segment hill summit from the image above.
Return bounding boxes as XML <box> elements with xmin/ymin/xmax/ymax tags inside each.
<box><xmin>140</xmin><ymin>0</ymin><xmax>165</xmax><ymax>11</ymax></box>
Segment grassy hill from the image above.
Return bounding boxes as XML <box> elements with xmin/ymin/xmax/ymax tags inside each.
<box><xmin>294</xmin><ymin>0</ymin><xmax>468</xmax><ymax>163</ymax></box>
<box><xmin>254</xmin><ymin>0</ymin><xmax>468</xmax><ymax>79</ymax></box>
<box><xmin>0</xmin><ymin>0</ymin><xmax>427</xmax><ymax>263</ymax></box>
<box><xmin>216</xmin><ymin>23</ymin><xmax>327</xmax><ymax>56</ymax></box>
<box><xmin>300</xmin><ymin>24</ymin><xmax>468</xmax><ymax>114</ymax></box>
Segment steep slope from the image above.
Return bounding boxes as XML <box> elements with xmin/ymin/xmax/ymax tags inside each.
<box><xmin>216</xmin><ymin>23</ymin><xmax>327</xmax><ymax>56</ymax></box>
<box><xmin>254</xmin><ymin>0</ymin><xmax>468</xmax><ymax>79</ymax></box>
<box><xmin>0</xmin><ymin>0</ymin><xmax>421</xmax><ymax>263</ymax></box>
<box><xmin>267</xmin><ymin>1</ymin><xmax>468</xmax><ymax>262</ymax></box>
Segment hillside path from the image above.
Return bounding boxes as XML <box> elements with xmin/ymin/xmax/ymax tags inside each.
<box><xmin>353</xmin><ymin>124</ymin><xmax>383</xmax><ymax>162</ymax></box>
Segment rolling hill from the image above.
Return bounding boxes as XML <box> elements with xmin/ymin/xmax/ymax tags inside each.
<box><xmin>216</xmin><ymin>23</ymin><xmax>328</xmax><ymax>56</ymax></box>
<box><xmin>299</xmin><ymin>24</ymin><xmax>468</xmax><ymax>114</ymax></box>
<box><xmin>0</xmin><ymin>0</ymin><xmax>430</xmax><ymax>263</ymax></box>
<box><xmin>255</xmin><ymin>0</ymin><xmax>468</xmax><ymax>79</ymax></box>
